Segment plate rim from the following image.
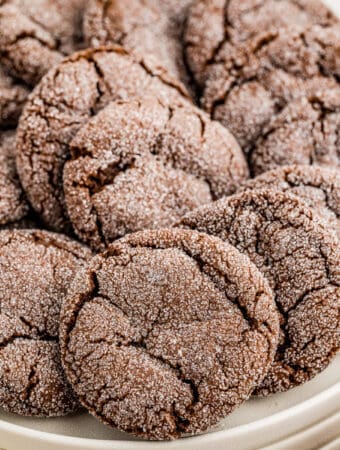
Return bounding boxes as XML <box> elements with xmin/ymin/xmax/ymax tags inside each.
<box><xmin>1</xmin><ymin>379</ymin><xmax>339</xmax><ymax>448</ymax></box>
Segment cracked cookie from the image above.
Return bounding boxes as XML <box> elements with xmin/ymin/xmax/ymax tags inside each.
<box><xmin>84</xmin><ymin>0</ymin><xmax>194</xmax><ymax>94</ymax></box>
<box><xmin>0</xmin><ymin>66</ymin><xmax>29</xmax><ymax>127</ymax></box>
<box><xmin>249</xmin><ymin>90</ymin><xmax>340</xmax><ymax>174</ymax></box>
<box><xmin>63</xmin><ymin>97</ymin><xmax>248</xmax><ymax>250</ymax></box>
<box><xmin>200</xmin><ymin>25</ymin><xmax>340</xmax><ymax>152</ymax></box>
<box><xmin>0</xmin><ymin>130</ymin><xmax>29</xmax><ymax>226</ymax></box>
<box><xmin>60</xmin><ymin>229</ymin><xmax>279</xmax><ymax>440</ymax></box>
<box><xmin>180</xmin><ymin>189</ymin><xmax>340</xmax><ymax>395</ymax></box>
<box><xmin>185</xmin><ymin>0</ymin><xmax>337</xmax><ymax>85</ymax></box>
<box><xmin>16</xmin><ymin>46</ymin><xmax>189</xmax><ymax>232</ymax></box>
<box><xmin>0</xmin><ymin>0</ymin><xmax>86</xmax><ymax>86</ymax></box>
<box><xmin>0</xmin><ymin>229</ymin><xmax>91</xmax><ymax>416</ymax></box>
<box><xmin>239</xmin><ymin>165</ymin><xmax>340</xmax><ymax>238</ymax></box>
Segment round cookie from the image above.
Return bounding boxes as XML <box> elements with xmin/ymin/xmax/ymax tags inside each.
<box><xmin>0</xmin><ymin>66</ymin><xmax>29</xmax><ymax>127</ymax></box>
<box><xmin>63</xmin><ymin>97</ymin><xmax>248</xmax><ymax>250</ymax></box>
<box><xmin>0</xmin><ymin>0</ymin><xmax>86</xmax><ymax>86</ymax></box>
<box><xmin>84</xmin><ymin>0</ymin><xmax>194</xmax><ymax>94</ymax></box>
<box><xmin>239</xmin><ymin>166</ymin><xmax>340</xmax><ymax>238</ymax></box>
<box><xmin>201</xmin><ymin>25</ymin><xmax>340</xmax><ymax>152</ymax></box>
<box><xmin>16</xmin><ymin>46</ymin><xmax>188</xmax><ymax>232</ymax></box>
<box><xmin>249</xmin><ymin>90</ymin><xmax>340</xmax><ymax>174</ymax></box>
<box><xmin>185</xmin><ymin>0</ymin><xmax>337</xmax><ymax>85</ymax></box>
<box><xmin>60</xmin><ymin>229</ymin><xmax>279</xmax><ymax>440</ymax></box>
<box><xmin>0</xmin><ymin>130</ymin><xmax>29</xmax><ymax>226</ymax></box>
<box><xmin>0</xmin><ymin>229</ymin><xmax>91</xmax><ymax>416</ymax></box>
<box><xmin>180</xmin><ymin>189</ymin><xmax>340</xmax><ymax>395</ymax></box>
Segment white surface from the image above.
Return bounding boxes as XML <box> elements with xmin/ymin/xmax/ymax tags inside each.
<box><xmin>1</xmin><ymin>1</ymin><xmax>340</xmax><ymax>449</ymax></box>
<box><xmin>0</xmin><ymin>356</ymin><xmax>339</xmax><ymax>450</ymax></box>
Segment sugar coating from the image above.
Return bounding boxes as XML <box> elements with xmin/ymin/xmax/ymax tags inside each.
<box><xmin>240</xmin><ymin>166</ymin><xmax>340</xmax><ymax>238</ymax></box>
<box><xmin>63</xmin><ymin>96</ymin><xmax>248</xmax><ymax>250</ymax></box>
<box><xmin>200</xmin><ymin>24</ymin><xmax>339</xmax><ymax>152</ymax></box>
<box><xmin>180</xmin><ymin>189</ymin><xmax>340</xmax><ymax>395</ymax></box>
<box><xmin>16</xmin><ymin>46</ymin><xmax>189</xmax><ymax>232</ymax></box>
<box><xmin>60</xmin><ymin>229</ymin><xmax>279</xmax><ymax>440</ymax></box>
<box><xmin>84</xmin><ymin>0</ymin><xmax>194</xmax><ymax>94</ymax></box>
<box><xmin>0</xmin><ymin>65</ymin><xmax>29</xmax><ymax>127</ymax></box>
<box><xmin>0</xmin><ymin>229</ymin><xmax>91</xmax><ymax>416</ymax></box>
<box><xmin>0</xmin><ymin>130</ymin><xmax>29</xmax><ymax>226</ymax></box>
<box><xmin>249</xmin><ymin>90</ymin><xmax>340</xmax><ymax>174</ymax></box>
<box><xmin>0</xmin><ymin>0</ymin><xmax>86</xmax><ymax>85</ymax></box>
<box><xmin>185</xmin><ymin>0</ymin><xmax>337</xmax><ymax>85</ymax></box>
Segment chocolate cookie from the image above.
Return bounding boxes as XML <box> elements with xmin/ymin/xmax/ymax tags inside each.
<box><xmin>0</xmin><ymin>229</ymin><xmax>91</xmax><ymax>416</ymax></box>
<box><xmin>16</xmin><ymin>46</ymin><xmax>188</xmax><ymax>232</ymax></box>
<box><xmin>185</xmin><ymin>0</ymin><xmax>337</xmax><ymax>85</ymax></box>
<box><xmin>0</xmin><ymin>0</ymin><xmax>86</xmax><ymax>86</ymax></box>
<box><xmin>84</xmin><ymin>0</ymin><xmax>194</xmax><ymax>94</ymax></box>
<box><xmin>239</xmin><ymin>166</ymin><xmax>340</xmax><ymax>238</ymax></box>
<box><xmin>63</xmin><ymin>97</ymin><xmax>248</xmax><ymax>250</ymax></box>
<box><xmin>201</xmin><ymin>25</ymin><xmax>340</xmax><ymax>152</ymax></box>
<box><xmin>180</xmin><ymin>189</ymin><xmax>340</xmax><ymax>395</ymax></box>
<box><xmin>0</xmin><ymin>66</ymin><xmax>29</xmax><ymax>127</ymax></box>
<box><xmin>249</xmin><ymin>90</ymin><xmax>340</xmax><ymax>174</ymax></box>
<box><xmin>0</xmin><ymin>216</ymin><xmax>40</xmax><ymax>231</ymax></box>
<box><xmin>60</xmin><ymin>229</ymin><xmax>279</xmax><ymax>439</ymax></box>
<box><xmin>0</xmin><ymin>130</ymin><xmax>29</xmax><ymax>226</ymax></box>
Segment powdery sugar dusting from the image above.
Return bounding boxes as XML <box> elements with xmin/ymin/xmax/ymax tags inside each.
<box><xmin>0</xmin><ymin>130</ymin><xmax>29</xmax><ymax>226</ymax></box>
<box><xmin>63</xmin><ymin>96</ymin><xmax>248</xmax><ymax>250</ymax></box>
<box><xmin>239</xmin><ymin>165</ymin><xmax>340</xmax><ymax>238</ymax></box>
<box><xmin>200</xmin><ymin>24</ymin><xmax>340</xmax><ymax>152</ymax></box>
<box><xmin>184</xmin><ymin>0</ymin><xmax>337</xmax><ymax>85</ymax></box>
<box><xmin>0</xmin><ymin>229</ymin><xmax>91</xmax><ymax>416</ymax></box>
<box><xmin>16</xmin><ymin>46</ymin><xmax>188</xmax><ymax>231</ymax></box>
<box><xmin>60</xmin><ymin>229</ymin><xmax>278</xmax><ymax>440</ymax></box>
<box><xmin>84</xmin><ymin>0</ymin><xmax>194</xmax><ymax>93</ymax></box>
<box><xmin>180</xmin><ymin>189</ymin><xmax>340</xmax><ymax>395</ymax></box>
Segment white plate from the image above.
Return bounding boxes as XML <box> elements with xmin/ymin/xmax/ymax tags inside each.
<box><xmin>0</xmin><ymin>356</ymin><xmax>339</xmax><ymax>450</ymax></box>
<box><xmin>1</xmin><ymin>1</ymin><xmax>340</xmax><ymax>449</ymax></box>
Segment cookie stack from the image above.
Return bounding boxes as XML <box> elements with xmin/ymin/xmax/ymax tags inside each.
<box><xmin>0</xmin><ymin>0</ymin><xmax>339</xmax><ymax>442</ymax></box>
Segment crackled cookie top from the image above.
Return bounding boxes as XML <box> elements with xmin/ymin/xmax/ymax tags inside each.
<box><xmin>240</xmin><ymin>166</ymin><xmax>340</xmax><ymax>238</ymax></box>
<box><xmin>0</xmin><ymin>229</ymin><xmax>91</xmax><ymax>416</ymax></box>
<box><xmin>0</xmin><ymin>130</ymin><xmax>29</xmax><ymax>226</ymax></box>
<box><xmin>249</xmin><ymin>90</ymin><xmax>340</xmax><ymax>174</ymax></box>
<box><xmin>0</xmin><ymin>0</ymin><xmax>86</xmax><ymax>85</ymax></box>
<box><xmin>84</xmin><ymin>0</ymin><xmax>194</xmax><ymax>93</ymax></box>
<box><xmin>200</xmin><ymin>25</ymin><xmax>339</xmax><ymax>152</ymax></box>
<box><xmin>0</xmin><ymin>66</ymin><xmax>29</xmax><ymax>127</ymax></box>
<box><xmin>185</xmin><ymin>0</ymin><xmax>337</xmax><ymax>85</ymax></box>
<box><xmin>60</xmin><ymin>229</ymin><xmax>278</xmax><ymax>440</ymax></box>
<box><xmin>16</xmin><ymin>46</ymin><xmax>188</xmax><ymax>232</ymax></box>
<box><xmin>180</xmin><ymin>189</ymin><xmax>340</xmax><ymax>395</ymax></box>
<box><xmin>63</xmin><ymin>97</ymin><xmax>248</xmax><ymax>249</ymax></box>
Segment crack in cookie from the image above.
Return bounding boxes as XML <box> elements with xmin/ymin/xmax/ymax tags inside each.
<box><xmin>60</xmin><ymin>229</ymin><xmax>279</xmax><ymax>440</ymax></box>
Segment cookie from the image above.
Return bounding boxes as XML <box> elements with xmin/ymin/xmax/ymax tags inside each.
<box><xmin>84</xmin><ymin>0</ymin><xmax>194</xmax><ymax>94</ymax></box>
<box><xmin>249</xmin><ymin>90</ymin><xmax>340</xmax><ymax>174</ymax></box>
<box><xmin>16</xmin><ymin>46</ymin><xmax>188</xmax><ymax>232</ymax></box>
<box><xmin>0</xmin><ymin>0</ymin><xmax>86</xmax><ymax>86</ymax></box>
<box><xmin>63</xmin><ymin>97</ymin><xmax>248</xmax><ymax>250</ymax></box>
<box><xmin>0</xmin><ymin>229</ymin><xmax>91</xmax><ymax>416</ymax></box>
<box><xmin>201</xmin><ymin>25</ymin><xmax>340</xmax><ymax>152</ymax></box>
<box><xmin>239</xmin><ymin>166</ymin><xmax>340</xmax><ymax>239</ymax></box>
<box><xmin>180</xmin><ymin>189</ymin><xmax>340</xmax><ymax>395</ymax></box>
<box><xmin>185</xmin><ymin>0</ymin><xmax>337</xmax><ymax>85</ymax></box>
<box><xmin>0</xmin><ymin>216</ymin><xmax>40</xmax><ymax>231</ymax></box>
<box><xmin>0</xmin><ymin>130</ymin><xmax>29</xmax><ymax>226</ymax></box>
<box><xmin>0</xmin><ymin>66</ymin><xmax>29</xmax><ymax>127</ymax></box>
<box><xmin>60</xmin><ymin>229</ymin><xmax>279</xmax><ymax>439</ymax></box>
